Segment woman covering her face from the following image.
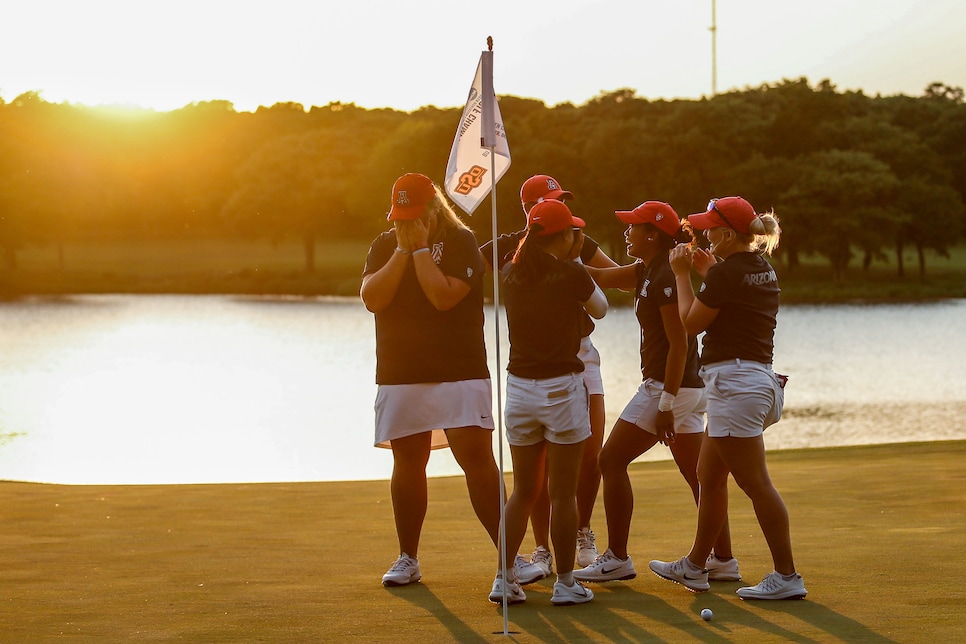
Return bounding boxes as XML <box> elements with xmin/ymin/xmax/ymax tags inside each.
<box><xmin>361</xmin><ymin>173</ymin><xmax>503</xmax><ymax>589</ymax></box>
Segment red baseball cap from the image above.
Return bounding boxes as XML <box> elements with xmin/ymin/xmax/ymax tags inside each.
<box><xmin>527</xmin><ymin>199</ymin><xmax>585</xmax><ymax>236</ymax></box>
<box><xmin>520</xmin><ymin>174</ymin><xmax>574</xmax><ymax>204</ymax></box>
<box><xmin>387</xmin><ymin>173</ymin><xmax>436</xmax><ymax>221</ymax></box>
<box><xmin>688</xmin><ymin>196</ymin><xmax>756</xmax><ymax>233</ymax></box>
<box><xmin>615</xmin><ymin>201</ymin><xmax>681</xmax><ymax>237</ymax></box>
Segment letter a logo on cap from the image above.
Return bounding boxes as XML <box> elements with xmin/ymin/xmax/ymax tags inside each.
<box><xmin>396</xmin><ymin>190</ymin><xmax>410</xmax><ymax>205</ymax></box>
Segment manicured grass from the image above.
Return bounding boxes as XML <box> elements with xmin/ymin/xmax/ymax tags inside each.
<box><xmin>775</xmin><ymin>244</ymin><xmax>966</xmax><ymax>302</ymax></box>
<box><xmin>1</xmin><ymin>441</ymin><xmax>964</xmax><ymax>641</ymax></box>
<box><xmin>4</xmin><ymin>236</ymin><xmax>371</xmax><ymax>297</ymax></box>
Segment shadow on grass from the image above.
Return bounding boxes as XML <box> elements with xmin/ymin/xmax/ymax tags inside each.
<box><xmin>749</xmin><ymin>597</ymin><xmax>897</xmax><ymax>643</ymax></box>
<box><xmin>489</xmin><ymin>584</ymin><xmax>723</xmax><ymax>643</ymax></box>
<box><xmin>385</xmin><ymin>583</ymin><xmax>491</xmax><ymax>644</ymax></box>
<box><xmin>388</xmin><ymin>579</ymin><xmax>896</xmax><ymax>643</ymax></box>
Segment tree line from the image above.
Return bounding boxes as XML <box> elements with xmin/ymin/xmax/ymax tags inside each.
<box><xmin>1</xmin><ymin>78</ymin><xmax>964</xmax><ymax>280</ymax></box>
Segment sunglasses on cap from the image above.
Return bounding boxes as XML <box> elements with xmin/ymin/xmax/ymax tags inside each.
<box><xmin>708</xmin><ymin>198</ymin><xmax>738</xmax><ymax>231</ymax></box>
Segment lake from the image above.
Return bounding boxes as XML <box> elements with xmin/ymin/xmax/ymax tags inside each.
<box><xmin>2</xmin><ymin>295</ymin><xmax>964</xmax><ymax>485</ymax></box>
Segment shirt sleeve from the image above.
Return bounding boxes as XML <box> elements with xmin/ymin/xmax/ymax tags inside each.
<box><xmin>652</xmin><ymin>263</ymin><xmax>678</xmax><ymax>306</ymax></box>
<box><xmin>569</xmin><ymin>261</ymin><xmax>597</xmax><ymax>302</ymax></box>
<box><xmin>444</xmin><ymin>228</ymin><xmax>485</xmax><ymax>285</ymax></box>
<box><xmin>580</xmin><ymin>235</ymin><xmax>601</xmax><ymax>264</ymax></box>
<box><xmin>695</xmin><ymin>262</ymin><xmax>731</xmax><ymax>310</ymax></box>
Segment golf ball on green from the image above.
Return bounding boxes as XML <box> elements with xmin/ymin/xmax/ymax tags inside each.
<box><xmin>700</xmin><ymin>608</ymin><xmax>713</xmax><ymax>621</ymax></box>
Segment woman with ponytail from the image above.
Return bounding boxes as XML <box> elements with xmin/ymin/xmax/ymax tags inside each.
<box><xmin>575</xmin><ymin>201</ymin><xmax>736</xmax><ymax>585</ymax></box>
<box><xmin>489</xmin><ymin>199</ymin><xmax>606</xmax><ymax>607</ymax></box>
<box><xmin>649</xmin><ymin>196</ymin><xmax>807</xmax><ymax>601</ymax></box>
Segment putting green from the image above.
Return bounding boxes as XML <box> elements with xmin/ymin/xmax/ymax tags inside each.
<box><xmin>2</xmin><ymin>441</ymin><xmax>964</xmax><ymax>641</ymax></box>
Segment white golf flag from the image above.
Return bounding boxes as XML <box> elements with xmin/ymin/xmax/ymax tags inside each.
<box><xmin>444</xmin><ymin>51</ymin><xmax>511</xmax><ymax>215</ymax></box>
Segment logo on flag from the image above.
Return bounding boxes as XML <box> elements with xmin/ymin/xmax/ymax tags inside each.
<box><xmin>445</xmin><ymin>52</ymin><xmax>511</xmax><ymax>214</ymax></box>
<box><xmin>455</xmin><ymin>165</ymin><xmax>487</xmax><ymax>195</ymax></box>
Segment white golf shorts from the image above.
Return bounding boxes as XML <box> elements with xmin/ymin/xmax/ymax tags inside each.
<box><xmin>504</xmin><ymin>372</ymin><xmax>592</xmax><ymax>446</ymax></box>
<box><xmin>578</xmin><ymin>336</ymin><xmax>604</xmax><ymax>396</ymax></box>
<box><xmin>700</xmin><ymin>359</ymin><xmax>784</xmax><ymax>438</ymax></box>
<box><xmin>618</xmin><ymin>378</ymin><xmax>707</xmax><ymax>435</ymax></box>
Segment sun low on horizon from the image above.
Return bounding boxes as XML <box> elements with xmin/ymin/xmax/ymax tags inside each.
<box><xmin>3</xmin><ymin>0</ymin><xmax>965</xmax><ymax>115</ymax></box>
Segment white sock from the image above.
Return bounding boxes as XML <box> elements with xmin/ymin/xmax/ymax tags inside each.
<box><xmin>497</xmin><ymin>568</ymin><xmax>517</xmax><ymax>583</ymax></box>
<box><xmin>557</xmin><ymin>571</ymin><xmax>574</xmax><ymax>586</ymax></box>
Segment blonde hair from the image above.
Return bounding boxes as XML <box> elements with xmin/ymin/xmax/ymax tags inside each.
<box><xmin>742</xmin><ymin>210</ymin><xmax>781</xmax><ymax>256</ymax></box>
<box><xmin>430</xmin><ymin>185</ymin><xmax>469</xmax><ymax>236</ymax></box>
<box><xmin>395</xmin><ymin>184</ymin><xmax>469</xmax><ymax>244</ymax></box>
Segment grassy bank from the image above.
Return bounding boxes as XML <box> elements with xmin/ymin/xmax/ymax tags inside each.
<box><xmin>1</xmin><ymin>440</ymin><xmax>964</xmax><ymax>641</ymax></box>
<box><xmin>3</xmin><ymin>237</ymin><xmax>965</xmax><ymax>302</ymax></box>
<box><xmin>2</xmin><ymin>237</ymin><xmax>371</xmax><ymax>298</ymax></box>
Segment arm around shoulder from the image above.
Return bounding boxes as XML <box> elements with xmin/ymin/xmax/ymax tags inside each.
<box><xmin>582</xmin><ymin>281</ymin><xmax>608</xmax><ymax>319</ymax></box>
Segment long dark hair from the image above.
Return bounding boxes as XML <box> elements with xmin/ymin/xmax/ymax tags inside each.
<box><xmin>504</xmin><ymin>224</ymin><xmax>566</xmax><ymax>285</ymax></box>
<box><xmin>649</xmin><ymin>223</ymin><xmax>693</xmax><ymax>251</ymax></box>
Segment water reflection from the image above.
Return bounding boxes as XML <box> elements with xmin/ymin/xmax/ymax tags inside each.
<box><xmin>1</xmin><ymin>295</ymin><xmax>964</xmax><ymax>485</ymax></box>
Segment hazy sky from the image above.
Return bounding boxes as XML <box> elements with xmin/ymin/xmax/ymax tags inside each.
<box><xmin>3</xmin><ymin>0</ymin><xmax>965</xmax><ymax>112</ymax></box>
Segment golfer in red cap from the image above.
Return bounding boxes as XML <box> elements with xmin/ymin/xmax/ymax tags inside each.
<box><xmin>480</xmin><ymin>174</ymin><xmax>619</xmax><ymax>581</ymax></box>
<box><xmin>361</xmin><ymin>173</ymin><xmax>505</xmax><ymax>589</ymax></box>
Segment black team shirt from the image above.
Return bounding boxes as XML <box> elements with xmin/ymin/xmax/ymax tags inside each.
<box><xmin>363</xmin><ymin>227</ymin><xmax>489</xmax><ymax>385</ymax></box>
<box><xmin>696</xmin><ymin>252</ymin><xmax>780</xmax><ymax>365</ymax></box>
<box><xmin>502</xmin><ymin>251</ymin><xmax>595</xmax><ymax>379</ymax></box>
<box><xmin>634</xmin><ymin>259</ymin><xmax>703</xmax><ymax>388</ymax></box>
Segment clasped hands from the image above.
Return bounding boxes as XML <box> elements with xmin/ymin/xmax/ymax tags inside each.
<box><xmin>395</xmin><ymin>219</ymin><xmax>430</xmax><ymax>253</ymax></box>
<box><xmin>669</xmin><ymin>244</ymin><xmax>716</xmax><ymax>278</ymax></box>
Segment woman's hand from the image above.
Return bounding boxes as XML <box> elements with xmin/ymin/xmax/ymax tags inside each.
<box><xmin>668</xmin><ymin>244</ymin><xmax>693</xmax><ymax>277</ymax></box>
<box><xmin>565</xmin><ymin>228</ymin><xmax>585</xmax><ymax>262</ymax></box>
<box><xmin>409</xmin><ymin>217</ymin><xmax>430</xmax><ymax>249</ymax></box>
<box><xmin>691</xmin><ymin>247</ymin><xmax>717</xmax><ymax>278</ymax></box>
<box><xmin>394</xmin><ymin>218</ymin><xmax>430</xmax><ymax>252</ymax></box>
<box><xmin>394</xmin><ymin>220</ymin><xmax>413</xmax><ymax>252</ymax></box>
<box><xmin>656</xmin><ymin>410</ymin><xmax>675</xmax><ymax>445</ymax></box>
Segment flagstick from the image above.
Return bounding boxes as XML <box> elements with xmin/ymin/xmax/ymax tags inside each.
<box><xmin>487</xmin><ymin>148</ymin><xmax>511</xmax><ymax>635</ymax></box>
<box><xmin>442</xmin><ymin>38</ymin><xmax>514</xmax><ymax>634</ymax></box>
<box><xmin>480</xmin><ymin>40</ymin><xmax>512</xmax><ymax>636</ymax></box>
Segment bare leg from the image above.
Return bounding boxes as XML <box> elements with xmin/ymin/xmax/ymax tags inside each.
<box><xmin>715</xmin><ymin>436</ymin><xmax>796</xmax><ymax>574</ymax></box>
<box><xmin>447</xmin><ymin>426</ymin><xmax>505</xmax><ymax>548</ymax></box>
<box><xmin>576</xmin><ymin>393</ymin><xmax>606</xmax><ymax>528</ymax></box>
<box><xmin>546</xmin><ymin>440</ymin><xmax>586</xmax><ymax>575</ymax></box>
<box><xmin>598</xmin><ymin>419</ymin><xmax>659</xmax><ymax>559</ymax></box>
<box><xmin>528</xmin><ymin>471</ymin><xmax>551</xmax><ymax>551</ymax></box>
<box><xmin>669</xmin><ymin>431</ymin><xmax>734</xmax><ymax>560</ymax></box>
<box><xmin>686</xmin><ymin>437</ymin><xmax>731</xmax><ymax>568</ymax></box>
<box><xmin>714</xmin><ymin>504</ymin><xmax>735</xmax><ymax>561</ymax></box>
<box><xmin>531</xmin><ymin>392</ymin><xmax>604</xmax><ymax>555</ymax></box>
<box><xmin>388</xmin><ymin>433</ymin><xmax>432</xmax><ymax>557</ymax></box>
<box><xmin>500</xmin><ymin>442</ymin><xmax>547</xmax><ymax>573</ymax></box>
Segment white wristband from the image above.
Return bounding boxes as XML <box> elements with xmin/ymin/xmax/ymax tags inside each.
<box><xmin>411</xmin><ymin>247</ymin><xmax>430</xmax><ymax>257</ymax></box>
<box><xmin>658</xmin><ymin>391</ymin><xmax>676</xmax><ymax>412</ymax></box>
